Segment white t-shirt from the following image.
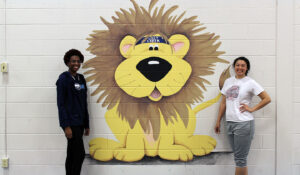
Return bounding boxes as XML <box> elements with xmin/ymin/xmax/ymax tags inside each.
<box><xmin>221</xmin><ymin>76</ymin><xmax>264</xmax><ymax>122</ymax></box>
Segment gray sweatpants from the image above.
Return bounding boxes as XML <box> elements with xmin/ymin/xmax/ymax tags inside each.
<box><xmin>226</xmin><ymin>120</ymin><xmax>254</xmax><ymax>167</ymax></box>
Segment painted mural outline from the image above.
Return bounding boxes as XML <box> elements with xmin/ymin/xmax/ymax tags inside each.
<box><xmin>83</xmin><ymin>0</ymin><xmax>229</xmax><ymax>162</ymax></box>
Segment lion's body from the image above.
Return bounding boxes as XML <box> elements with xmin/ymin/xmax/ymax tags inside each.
<box><xmin>90</xmin><ymin>103</ymin><xmax>216</xmax><ymax>162</ymax></box>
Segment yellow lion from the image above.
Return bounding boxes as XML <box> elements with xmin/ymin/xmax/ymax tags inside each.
<box><xmin>83</xmin><ymin>0</ymin><xmax>228</xmax><ymax>162</ymax></box>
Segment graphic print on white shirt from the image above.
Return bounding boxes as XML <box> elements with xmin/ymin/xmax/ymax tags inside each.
<box><xmin>226</xmin><ymin>85</ymin><xmax>239</xmax><ymax>101</ymax></box>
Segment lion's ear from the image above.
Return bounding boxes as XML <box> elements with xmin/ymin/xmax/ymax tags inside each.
<box><xmin>120</xmin><ymin>35</ymin><xmax>136</xmax><ymax>59</ymax></box>
<box><xmin>169</xmin><ymin>34</ymin><xmax>190</xmax><ymax>59</ymax></box>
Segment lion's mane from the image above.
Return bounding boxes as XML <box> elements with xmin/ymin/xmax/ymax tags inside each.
<box><xmin>83</xmin><ymin>0</ymin><xmax>227</xmax><ymax>140</ymax></box>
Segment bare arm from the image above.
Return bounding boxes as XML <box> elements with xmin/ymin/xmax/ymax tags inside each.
<box><xmin>214</xmin><ymin>95</ymin><xmax>226</xmax><ymax>134</ymax></box>
<box><xmin>240</xmin><ymin>91</ymin><xmax>271</xmax><ymax>113</ymax></box>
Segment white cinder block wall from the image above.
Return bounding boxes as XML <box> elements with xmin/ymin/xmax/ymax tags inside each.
<box><xmin>0</xmin><ymin>0</ymin><xmax>296</xmax><ymax>174</ymax></box>
<box><xmin>0</xmin><ymin>0</ymin><xmax>6</xmax><ymax>175</ymax></box>
<box><xmin>294</xmin><ymin>0</ymin><xmax>300</xmax><ymax>174</ymax></box>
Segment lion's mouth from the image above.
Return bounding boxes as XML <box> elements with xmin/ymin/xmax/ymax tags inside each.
<box><xmin>148</xmin><ymin>88</ymin><xmax>162</xmax><ymax>101</ymax></box>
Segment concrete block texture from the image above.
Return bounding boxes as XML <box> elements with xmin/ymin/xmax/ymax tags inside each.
<box><xmin>294</xmin><ymin>103</ymin><xmax>300</xmax><ymax>118</ymax></box>
<box><xmin>0</xmin><ymin>39</ymin><xmax>4</xmax><ymax>57</ymax></box>
<box><xmin>0</xmin><ymin>9</ymin><xmax>4</xmax><ymax>24</ymax></box>
<box><xmin>0</xmin><ymin>134</ymin><xmax>4</xmax><ymax>149</ymax></box>
<box><xmin>0</xmin><ymin>103</ymin><xmax>4</xmax><ymax>117</ymax></box>
<box><xmin>294</xmin><ymin>87</ymin><xmax>300</xmax><ymax>102</ymax></box>
<box><xmin>0</xmin><ymin>0</ymin><xmax>4</xmax><ymax>9</ymax></box>
<box><xmin>0</xmin><ymin>118</ymin><xmax>4</xmax><ymax>134</ymax></box>
<box><xmin>293</xmin><ymin>165</ymin><xmax>300</xmax><ymax>175</ymax></box>
<box><xmin>7</xmin><ymin>118</ymin><xmax>61</xmax><ymax>134</ymax></box>
<box><xmin>7</xmin><ymin>87</ymin><xmax>56</xmax><ymax>103</ymax></box>
<box><xmin>0</xmin><ymin>0</ymin><xmax>279</xmax><ymax>174</ymax></box>
<box><xmin>0</xmin><ymin>26</ymin><xmax>4</xmax><ymax>40</ymax></box>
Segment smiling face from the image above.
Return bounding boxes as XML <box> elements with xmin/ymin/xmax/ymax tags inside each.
<box><xmin>234</xmin><ymin>60</ymin><xmax>248</xmax><ymax>78</ymax></box>
<box><xmin>68</xmin><ymin>55</ymin><xmax>81</xmax><ymax>74</ymax></box>
<box><xmin>115</xmin><ymin>34</ymin><xmax>191</xmax><ymax>102</ymax></box>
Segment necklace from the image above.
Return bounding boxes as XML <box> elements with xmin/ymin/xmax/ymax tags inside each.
<box><xmin>71</xmin><ymin>74</ymin><xmax>80</xmax><ymax>81</ymax></box>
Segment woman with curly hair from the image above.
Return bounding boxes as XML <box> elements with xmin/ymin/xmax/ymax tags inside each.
<box><xmin>56</xmin><ymin>49</ymin><xmax>90</xmax><ymax>175</ymax></box>
<box><xmin>214</xmin><ymin>57</ymin><xmax>271</xmax><ymax>175</ymax></box>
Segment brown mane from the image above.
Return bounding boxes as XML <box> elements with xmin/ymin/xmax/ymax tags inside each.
<box><xmin>83</xmin><ymin>0</ymin><xmax>227</xmax><ymax>140</ymax></box>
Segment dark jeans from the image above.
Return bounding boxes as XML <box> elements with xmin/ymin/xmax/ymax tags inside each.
<box><xmin>66</xmin><ymin>126</ymin><xmax>85</xmax><ymax>175</ymax></box>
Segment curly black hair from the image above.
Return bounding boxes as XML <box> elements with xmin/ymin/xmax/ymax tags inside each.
<box><xmin>233</xmin><ymin>56</ymin><xmax>250</xmax><ymax>75</ymax></box>
<box><xmin>63</xmin><ymin>49</ymin><xmax>84</xmax><ymax>66</ymax></box>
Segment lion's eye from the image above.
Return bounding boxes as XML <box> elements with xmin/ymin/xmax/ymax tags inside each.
<box><xmin>154</xmin><ymin>45</ymin><xmax>159</xmax><ymax>50</ymax></box>
<box><xmin>149</xmin><ymin>45</ymin><xmax>154</xmax><ymax>51</ymax></box>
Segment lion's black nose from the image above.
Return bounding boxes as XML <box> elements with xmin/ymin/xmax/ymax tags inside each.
<box><xmin>136</xmin><ymin>57</ymin><xmax>172</xmax><ymax>82</ymax></box>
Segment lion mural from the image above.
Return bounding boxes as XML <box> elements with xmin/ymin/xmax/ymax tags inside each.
<box><xmin>83</xmin><ymin>0</ymin><xmax>228</xmax><ymax>162</ymax></box>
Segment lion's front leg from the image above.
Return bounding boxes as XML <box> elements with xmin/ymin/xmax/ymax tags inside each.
<box><xmin>175</xmin><ymin>135</ymin><xmax>216</xmax><ymax>156</ymax></box>
<box><xmin>158</xmin><ymin>134</ymin><xmax>193</xmax><ymax>161</ymax></box>
<box><xmin>113</xmin><ymin>122</ymin><xmax>145</xmax><ymax>162</ymax></box>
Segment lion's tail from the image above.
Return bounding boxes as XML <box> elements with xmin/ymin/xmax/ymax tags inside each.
<box><xmin>219</xmin><ymin>66</ymin><xmax>231</xmax><ymax>90</ymax></box>
<box><xmin>193</xmin><ymin>66</ymin><xmax>231</xmax><ymax>114</ymax></box>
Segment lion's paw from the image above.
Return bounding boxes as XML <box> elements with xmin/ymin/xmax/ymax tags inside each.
<box><xmin>113</xmin><ymin>149</ymin><xmax>145</xmax><ymax>162</ymax></box>
<box><xmin>91</xmin><ymin>149</ymin><xmax>114</xmax><ymax>161</ymax></box>
<box><xmin>89</xmin><ymin>138</ymin><xmax>123</xmax><ymax>161</ymax></box>
<box><xmin>178</xmin><ymin>135</ymin><xmax>216</xmax><ymax>156</ymax></box>
<box><xmin>158</xmin><ymin>145</ymin><xmax>193</xmax><ymax>161</ymax></box>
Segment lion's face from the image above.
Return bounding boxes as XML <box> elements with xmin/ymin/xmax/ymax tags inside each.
<box><xmin>115</xmin><ymin>34</ymin><xmax>192</xmax><ymax>102</ymax></box>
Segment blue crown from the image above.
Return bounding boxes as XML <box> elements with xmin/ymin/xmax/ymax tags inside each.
<box><xmin>136</xmin><ymin>36</ymin><xmax>169</xmax><ymax>45</ymax></box>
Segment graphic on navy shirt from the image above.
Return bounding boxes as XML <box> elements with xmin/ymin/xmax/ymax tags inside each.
<box><xmin>226</xmin><ymin>85</ymin><xmax>239</xmax><ymax>100</ymax></box>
